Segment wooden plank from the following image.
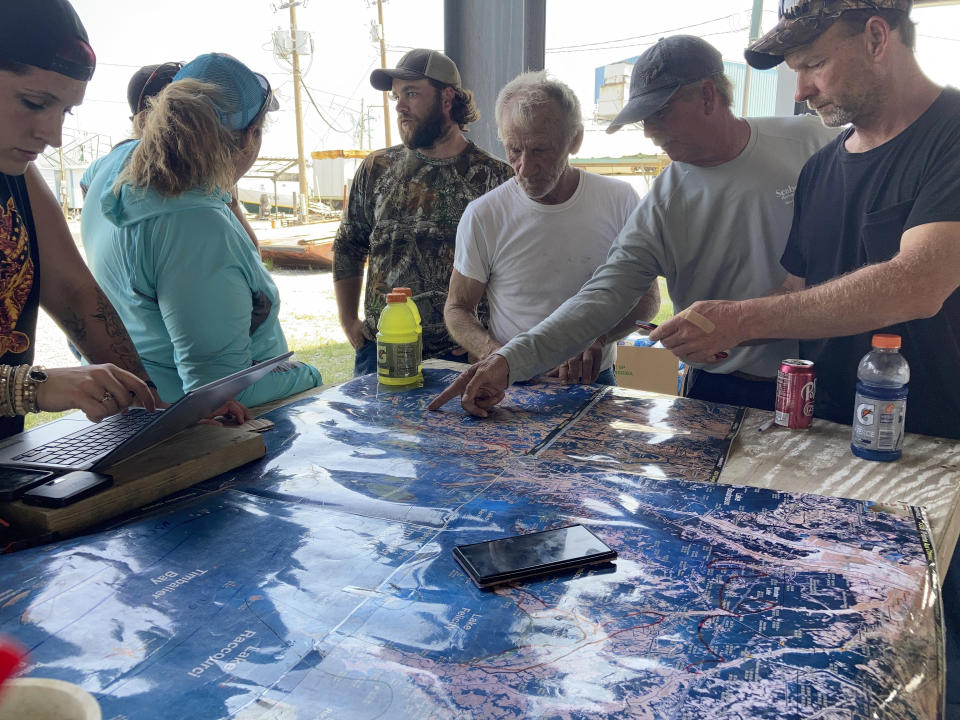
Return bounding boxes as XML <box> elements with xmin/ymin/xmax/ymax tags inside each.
<box><xmin>0</xmin><ymin>424</ymin><xmax>265</xmax><ymax>538</ymax></box>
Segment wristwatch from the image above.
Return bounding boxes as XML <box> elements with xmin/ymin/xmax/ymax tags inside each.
<box><xmin>22</xmin><ymin>365</ymin><xmax>48</xmax><ymax>414</ymax></box>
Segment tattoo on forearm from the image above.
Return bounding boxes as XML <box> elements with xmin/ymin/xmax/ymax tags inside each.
<box><xmin>67</xmin><ymin>288</ymin><xmax>150</xmax><ymax>380</ymax></box>
<box><xmin>91</xmin><ymin>287</ymin><xmax>128</xmax><ymax>339</ymax></box>
<box><xmin>61</xmin><ymin>311</ymin><xmax>86</xmax><ymax>344</ymax></box>
<box><xmin>93</xmin><ymin>288</ymin><xmax>149</xmax><ymax>377</ymax></box>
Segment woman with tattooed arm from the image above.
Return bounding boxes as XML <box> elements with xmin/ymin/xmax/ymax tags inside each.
<box><xmin>0</xmin><ymin>0</ymin><xmax>167</xmax><ymax>439</ymax></box>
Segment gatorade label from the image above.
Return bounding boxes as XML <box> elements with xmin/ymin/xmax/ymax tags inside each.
<box><xmin>851</xmin><ymin>393</ymin><xmax>907</xmax><ymax>452</ymax></box>
<box><xmin>377</xmin><ymin>340</ymin><xmax>419</xmax><ymax>379</ymax></box>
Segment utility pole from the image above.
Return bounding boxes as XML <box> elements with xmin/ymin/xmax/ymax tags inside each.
<box><xmin>376</xmin><ymin>0</ymin><xmax>391</xmax><ymax>147</ymax></box>
<box><xmin>359</xmin><ymin>97</ymin><xmax>365</xmax><ymax>150</ymax></box>
<box><xmin>741</xmin><ymin>0</ymin><xmax>765</xmax><ymax>117</ymax></box>
<box><xmin>58</xmin><ymin>147</ymin><xmax>69</xmax><ymax>219</ymax></box>
<box><xmin>289</xmin><ymin>2</ymin><xmax>309</xmax><ymax>221</ymax></box>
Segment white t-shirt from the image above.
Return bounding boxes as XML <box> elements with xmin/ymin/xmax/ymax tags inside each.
<box><xmin>455</xmin><ymin>170</ymin><xmax>640</xmax><ymax>371</ymax></box>
<box><xmin>500</xmin><ymin>115</ymin><xmax>840</xmax><ymax>383</ymax></box>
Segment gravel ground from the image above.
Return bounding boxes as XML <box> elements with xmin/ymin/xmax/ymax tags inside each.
<box><xmin>35</xmin><ymin>220</ymin><xmax>347</xmax><ymax>370</ymax></box>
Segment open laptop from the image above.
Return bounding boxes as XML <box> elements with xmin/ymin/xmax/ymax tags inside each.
<box><xmin>0</xmin><ymin>351</ymin><xmax>293</xmax><ymax>473</ymax></box>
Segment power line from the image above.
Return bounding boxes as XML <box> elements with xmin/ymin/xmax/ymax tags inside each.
<box><xmin>299</xmin><ymin>77</ymin><xmax>354</xmax><ymax>134</ymax></box>
<box><xmin>547</xmin><ymin>27</ymin><xmax>750</xmax><ymax>55</ymax></box>
<box><xmin>919</xmin><ymin>33</ymin><xmax>960</xmax><ymax>42</ymax></box>
<box><xmin>545</xmin><ymin>11</ymin><xmax>746</xmax><ymax>52</ymax></box>
<box><xmin>75</xmin><ymin>98</ymin><xmax>128</xmax><ymax>105</ymax></box>
<box><xmin>300</xmin><ymin>84</ymin><xmax>367</xmax><ymax>103</ymax></box>
<box><xmin>96</xmin><ymin>61</ymin><xmax>150</xmax><ymax>69</ymax></box>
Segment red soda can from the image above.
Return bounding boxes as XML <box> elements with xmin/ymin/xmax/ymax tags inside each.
<box><xmin>774</xmin><ymin>359</ymin><xmax>816</xmax><ymax>429</ymax></box>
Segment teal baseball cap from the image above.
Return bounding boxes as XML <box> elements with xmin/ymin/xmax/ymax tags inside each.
<box><xmin>174</xmin><ymin>53</ymin><xmax>279</xmax><ymax>131</ymax></box>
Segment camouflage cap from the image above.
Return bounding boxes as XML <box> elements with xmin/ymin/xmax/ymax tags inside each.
<box><xmin>745</xmin><ymin>0</ymin><xmax>912</xmax><ymax>69</ymax></box>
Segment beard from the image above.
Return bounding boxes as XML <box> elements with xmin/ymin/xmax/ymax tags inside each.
<box><xmin>810</xmin><ymin>57</ymin><xmax>879</xmax><ymax>128</ymax></box>
<box><xmin>517</xmin><ymin>171</ymin><xmax>560</xmax><ymax>201</ymax></box>
<box><xmin>812</xmin><ymin>99</ymin><xmax>858</xmax><ymax>127</ymax></box>
<box><xmin>399</xmin><ymin>96</ymin><xmax>447</xmax><ymax>150</ymax></box>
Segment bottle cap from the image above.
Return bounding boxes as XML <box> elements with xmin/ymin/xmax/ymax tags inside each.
<box><xmin>385</xmin><ymin>292</ymin><xmax>407</xmax><ymax>303</ymax></box>
<box><xmin>872</xmin><ymin>333</ymin><xmax>901</xmax><ymax>349</ymax></box>
<box><xmin>392</xmin><ymin>287</ymin><xmax>412</xmax><ymax>298</ymax></box>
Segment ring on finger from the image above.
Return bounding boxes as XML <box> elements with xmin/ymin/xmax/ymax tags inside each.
<box><xmin>100</xmin><ymin>391</ymin><xmax>114</xmax><ymax>404</ymax></box>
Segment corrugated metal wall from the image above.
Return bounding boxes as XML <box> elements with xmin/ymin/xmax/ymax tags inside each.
<box><xmin>723</xmin><ymin>61</ymin><xmax>780</xmax><ymax>117</ymax></box>
<box><xmin>445</xmin><ymin>0</ymin><xmax>546</xmax><ymax>160</ymax></box>
<box><xmin>595</xmin><ymin>58</ymin><xmax>781</xmax><ymax>118</ymax></box>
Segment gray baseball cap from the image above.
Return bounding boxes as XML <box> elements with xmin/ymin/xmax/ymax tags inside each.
<box><xmin>606</xmin><ymin>35</ymin><xmax>724</xmax><ymax>134</ymax></box>
<box><xmin>370</xmin><ymin>48</ymin><xmax>461</xmax><ymax>91</ymax></box>
<box><xmin>745</xmin><ymin>0</ymin><xmax>912</xmax><ymax>69</ymax></box>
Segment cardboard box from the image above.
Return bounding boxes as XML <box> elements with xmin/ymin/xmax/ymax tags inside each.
<box><xmin>614</xmin><ymin>344</ymin><xmax>680</xmax><ymax>395</ymax></box>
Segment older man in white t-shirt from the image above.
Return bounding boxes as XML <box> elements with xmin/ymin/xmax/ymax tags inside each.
<box><xmin>431</xmin><ymin>36</ymin><xmax>839</xmax><ymax>417</ymax></box>
<box><xmin>444</xmin><ymin>71</ymin><xmax>659</xmax><ymax>385</ymax></box>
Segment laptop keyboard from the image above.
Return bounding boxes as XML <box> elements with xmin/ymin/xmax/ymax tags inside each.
<box><xmin>12</xmin><ymin>410</ymin><xmax>159</xmax><ymax>466</ymax></box>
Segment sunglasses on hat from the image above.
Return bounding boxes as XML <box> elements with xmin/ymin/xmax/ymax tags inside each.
<box><xmin>778</xmin><ymin>0</ymin><xmax>883</xmax><ymax>18</ymax></box>
<box><xmin>134</xmin><ymin>61</ymin><xmax>184</xmax><ymax>117</ymax></box>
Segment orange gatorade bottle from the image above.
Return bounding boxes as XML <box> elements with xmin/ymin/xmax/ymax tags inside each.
<box><xmin>377</xmin><ymin>292</ymin><xmax>422</xmax><ymax>387</ymax></box>
<box><xmin>393</xmin><ymin>287</ymin><xmax>422</xmax><ymax>373</ymax></box>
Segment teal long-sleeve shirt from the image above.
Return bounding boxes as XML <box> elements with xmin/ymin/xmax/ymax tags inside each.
<box><xmin>81</xmin><ymin>143</ymin><xmax>321</xmax><ymax>406</ymax></box>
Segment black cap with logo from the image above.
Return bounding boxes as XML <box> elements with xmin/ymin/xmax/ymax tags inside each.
<box><xmin>607</xmin><ymin>35</ymin><xmax>723</xmax><ymax>134</ymax></box>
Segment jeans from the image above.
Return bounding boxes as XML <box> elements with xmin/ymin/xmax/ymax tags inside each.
<box><xmin>353</xmin><ymin>340</ymin><xmax>378</xmax><ymax>377</ymax></box>
<box><xmin>353</xmin><ymin>340</ymin><xmax>471</xmax><ymax>377</ymax></box>
<box><xmin>595</xmin><ymin>366</ymin><xmax>617</xmax><ymax>386</ymax></box>
<box><xmin>684</xmin><ymin>368</ymin><xmax>776</xmax><ymax>410</ymax></box>
<box><xmin>355</xmin><ymin>341</ymin><xmax>617</xmax><ymax>387</ymax></box>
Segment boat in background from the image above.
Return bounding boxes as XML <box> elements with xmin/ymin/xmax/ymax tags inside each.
<box><xmin>258</xmin><ymin>219</ymin><xmax>340</xmax><ymax>269</ymax></box>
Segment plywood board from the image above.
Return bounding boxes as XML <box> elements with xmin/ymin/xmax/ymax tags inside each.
<box><xmin>0</xmin><ymin>424</ymin><xmax>265</xmax><ymax>537</ymax></box>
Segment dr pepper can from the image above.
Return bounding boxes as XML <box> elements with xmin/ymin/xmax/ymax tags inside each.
<box><xmin>774</xmin><ymin>359</ymin><xmax>816</xmax><ymax>429</ymax></box>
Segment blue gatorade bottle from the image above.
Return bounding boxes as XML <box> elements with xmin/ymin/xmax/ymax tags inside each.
<box><xmin>850</xmin><ymin>334</ymin><xmax>909</xmax><ymax>461</ymax></box>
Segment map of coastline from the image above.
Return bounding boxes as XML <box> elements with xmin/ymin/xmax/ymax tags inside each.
<box><xmin>0</xmin><ymin>371</ymin><xmax>942</xmax><ymax>719</ymax></box>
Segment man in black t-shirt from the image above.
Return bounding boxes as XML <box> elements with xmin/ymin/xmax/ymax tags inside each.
<box><xmin>650</xmin><ymin>0</ymin><xmax>960</xmax><ymax>441</ymax></box>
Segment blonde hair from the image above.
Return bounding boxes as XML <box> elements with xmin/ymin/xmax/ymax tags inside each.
<box><xmin>116</xmin><ymin>79</ymin><xmax>263</xmax><ymax>196</ymax></box>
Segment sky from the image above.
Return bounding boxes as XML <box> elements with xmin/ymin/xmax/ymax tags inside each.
<box><xmin>64</xmin><ymin>0</ymin><xmax>960</xmax><ymax>162</ymax></box>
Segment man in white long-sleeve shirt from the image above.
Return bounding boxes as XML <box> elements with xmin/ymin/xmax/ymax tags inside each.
<box><xmin>430</xmin><ymin>35</ymin><xmax>836</xmax><ymax>416</ymax></box>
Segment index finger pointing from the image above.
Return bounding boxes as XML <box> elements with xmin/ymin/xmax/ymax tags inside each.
<box><xmin>427</xmin><ymin>369</ymin><xmax>474</xmax><ymax>411</ymax></box>
<box><xmin>116</xmin><ymin>373</ymin><xmax>158</xmax><ymax>412</ymax></box>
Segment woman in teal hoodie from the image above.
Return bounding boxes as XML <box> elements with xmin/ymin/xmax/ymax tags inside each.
<box><xmin>81</xmin><ymin>53</ymin><xmax>321</xmax><ymax>406</ymax></box>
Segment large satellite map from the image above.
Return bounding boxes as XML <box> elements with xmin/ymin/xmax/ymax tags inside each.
<box><xmin>0</xmin><ymin>371</ymin><xmax>943</xmax><ymax>719</ymax></box>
